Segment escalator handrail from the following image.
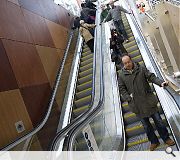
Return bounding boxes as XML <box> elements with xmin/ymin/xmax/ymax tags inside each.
<box><xmin>66</xmin><ymin>17</ymin><xmax>104</xmax><ymax>151</ymax></box>
<box><xmin>1</xmin><ymin>30</ymin><xmax>74</xmax><ymax>151</ymax></box>
<box><xmin>50</xmin><ymin>7</ymin><xmax>102</xmax><ymax>151</ymax></box>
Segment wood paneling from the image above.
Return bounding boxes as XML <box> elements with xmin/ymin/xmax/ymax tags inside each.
<box><xmin>18</xmin><ymin>0</ymin><xmax>43</xmax><ymax>17</ymax></box>
<box><xmin>0</xmin><ymin>89</ymin><xmax>33</xmax><ymax>148</ymax></box>
<box><xmin>45</xmin><ymin>19</ymin><xmax>69</xmax><ymax>49</ymax></box>
<box><xmin>54</xmin><ymin>4</ymin><xmax>73</xmax><ymax>29</ymax></box>
<box><xmin>39</xmin><ymin>0</ymin><xmax>59</xmax><ymax>24</ymax></box>
<box><xmin>35</xmin><ymin>45</ymin><xmax>63</xmax><ymax>88</ymax></box>
<box><xmin>0</xmin><ymin>0</ymin><xmax>33</xmax><ymax>43</ymax></box>
<box><xmin>8</xmin><ymin>0</ymin><xmax>19</xmax><ymax>5</ymax></box>
<box><xmin>0</xmin><ymin>39</ymin><xmax>18</xmax><ymax>92</ymax></box>
<box><xmin>2</xmin><ymin>39</ymin><xmax>48</xmax><ymax>88</ymax></box>
<box><xmin>20</xmin><ymin>83</ymin><xmax>52</xmax><ymax>127</ymax></box>
<box><xmin>22</xmin><ymin>9</ymin><xmax>55</xmax><ymax>47</ymax></box>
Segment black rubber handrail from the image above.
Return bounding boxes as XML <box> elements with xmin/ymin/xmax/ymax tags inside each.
<box><xmin>66</xmin><ymin>19</ymin><xmax>104</xmax><ymax>151</ymax></box>
<box><xmin>1</xmin><ymin>30</ymin><xmax>75</xmax><ymax>151</ymax></box>
<box><xmin>50</xmin><ymin>9</ymin><xmax>100</xmax><ymax>151</ymax></box>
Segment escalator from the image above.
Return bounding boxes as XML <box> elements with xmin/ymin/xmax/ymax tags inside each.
<box><xmin>117</xmin><ymin>13</ymin><xmax>177</xmax><ymax>151</ymax></box>
<box><xmin>71</xmin><ymin>43</ymin><xmax>93</xmax><ymax>118</ymax></box>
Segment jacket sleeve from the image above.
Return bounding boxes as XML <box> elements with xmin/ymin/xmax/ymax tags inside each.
<box><xmin>86</xmin><ymin>23</ymin><xmax>96</xmax><ymax>28</ymax></box>
<box><xmin>118</xmin><ymin>6</ymin><xmax>129</xmax><ymax>14</ymax></box>
<box><xmin>118</xmin><ymin>72</ymin><xmax>132</xmax><ymax>102</ymax></box>
<box><xmin>142</xmin><ymin>66</ymin><xmax>164</xmax><ymax>87</ymax></box>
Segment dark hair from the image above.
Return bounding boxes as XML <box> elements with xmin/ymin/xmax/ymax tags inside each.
<box><xmin>81</xmin><ymin>3</ymin><xmax>86</xmax><ymax>8</ymax></box>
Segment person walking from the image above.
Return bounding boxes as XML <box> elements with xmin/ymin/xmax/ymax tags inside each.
<box><xmin>103</xmin><ymin>1</ymin><xmax>131</xmax><ymax>42</ymax></box>
<box><xmin>79</xmin><ymin>20</ymin><xmax>96</xmax><ymax>52</ymax></box>
<box><xmin>118</xmin><ymin>55</ymin><xmax>175</xmax><ymax>151</ymax></box>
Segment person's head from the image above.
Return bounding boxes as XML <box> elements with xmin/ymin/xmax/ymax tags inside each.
<box><xmin>121</xmin><ymin>55</ymin><xmax>134</xmax><ymax>70</ymax></box>
<box><xmin>80</xmin><ymin>20</ymin><xmax>85</xmax><ymax>25</ymax></box>
<box><xmin>101</xmin><ymin>4</ymin><xmax>106</xmax><ymax>10</ymax></box>
<box><xmin>111</xmin><ymin>29</ymin><xmax>119</xmax><ymax>38</ymax></box>
<box><xmin>81</xmin><ymin>3</ymin><xmax>86</xmax><ymax>8</ymax></box>
<box><xmin>109</xmin><ymin>1</ymin><xmax>114</xmax><ymax>8</ymax></box>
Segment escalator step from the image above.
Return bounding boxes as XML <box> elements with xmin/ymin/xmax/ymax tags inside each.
<box><xmin>124</xmin><ymin>40</ymin><xmax>136</xmax><ymax>49</ymax></box>
<box><xmin>81</xmin><ymin>54</ymin><xmax>93</xmax><ymax>61</ymax></box>
<box><xmin>126</xmin><ymin>115</ymin><xmax>167</xmax><ymax>137</ymax></box>
<box><xmin>76</xmin><ymin>88</ymin><xmax>92</xmax><ymax>99</ymax></box>
<box><xmin>81</xmin><ymin>57</ymin><xmax>93</xmax><ymax>66</ymax></box>
<box><xmin>73</xmin><ymin>105</ymin><xmax>89</xmax><ymax>116</ymax></box>
<box><xmin>74</xmin><ymin>95</ymin><xmax>91</xmax><ymax>108</ymax></box>
<box><xmin>82</xmin><ymin>50</ymin><xmax>91</xmax><ymax>57</ymax></box>
<box><xmin>129</xmin><ymin>49</ymin><xmax>140</xmax><ymax>57</ymax></box>
<box><xmin>124</xmin><ymin>112</ymin><xmax>140</xmax><ymax>124</ymax></box>
<box><xmin>77</xmin><ymin>80</ymin><xmax>92</xmax><ymax>91</ymax></box>
<box><xmin>79</xmin><ymin>68</ymin><xmax>93</xmax><ymax>78</ymax></box>
<box><xmin>78</xmin><ymin>74</ymin><xmax>93</xmax><ymax>84</ymax></box>
<box><xmin>132</xmin><ymin>55</ymin><xmax>143</xmax><ymax>63</ymax></box>
<box><xmin>126</xmin><ymin>44</ymin><xmax>138</xmax><ymax>53</ymax></box>
<box><xmin>80</xmin><ymin>62</ymin><xmax>93</xmax><ymax>72</ymax></box>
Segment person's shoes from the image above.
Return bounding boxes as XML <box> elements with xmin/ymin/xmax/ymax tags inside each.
<box><xmin>165</xmin><ymin>138</ymin><xmax>175</xmax><ymax>146</ymax></box>
<box><xmin>150</xmin><ymin>142</ymin><xmax>160</xmax><ymax>151</ymax></box>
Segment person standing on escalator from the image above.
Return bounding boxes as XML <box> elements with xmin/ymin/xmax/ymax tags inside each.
<box><xmin>118</xmin><ymin>55</ymin><xmax>175</xmax><ymax>151</ymax></box>
<box><xmin>103</xmin><ymin>1</ymin><xmax>131</xmax><ymax>43</ymax></box>
<box><xmin>79</xmin><ymin>20</ymin><xmax>96</xmax><ymax>53</ymax></box>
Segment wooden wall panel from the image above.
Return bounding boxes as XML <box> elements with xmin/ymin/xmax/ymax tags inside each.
<box><xmin>0</xmin><ymin>40</ymin><xmax>18</xmax><ymax>92</ymax></box>
<box><xmin>20</xmin><ymin>83</ymin><xmax>52</xmax><ymax>126</ymax></box>
<box><xmin>22</xmin><ymin>9</ymin><xmax>55</xmax><ymax>47</ymax></box>
<box><xmin>0</xmin><ymin>89</ymin><xmax>33</xmax><ymax>148</ymax></box>
<box><xmin>39</xmin><ymin>0</ymin><xmax>59</xmax><ymax>24</ymax></box>
<box><xmin>2</xmin><ymin>39</ymin><xmax>48</xmax><ymax>88</ymax></box>
<box><xmin>36</xmin><ymin>45</ymin><xmax>63</xmax><ymax>88</ymax></box>
<box><xmin>7</xmin><ymin>0</ymin><xmax>19</xmax><ymax>5</ymax></box>
<box><xmin>18</xmin><ymin>0</ymin><xmax>43</xmax><ymax>17</ymax></box>
<box><xmin>0</xmin><ymin>0</ymin><xmax>33</xmax><ymax>43</ymax></box>
<box><xmin>45</xmin><ymin>19</ymin><xmax>69</xmax><ymax>49</ymax></box>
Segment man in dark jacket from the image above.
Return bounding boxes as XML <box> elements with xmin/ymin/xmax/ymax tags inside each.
<box><xmin>118</xmin><ymin>55</ymin><xmax>175</xmax><ymax>151</ymax></box>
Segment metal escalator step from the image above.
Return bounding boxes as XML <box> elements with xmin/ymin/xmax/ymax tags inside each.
<box><xmin>80</xmin><ymin>62</ymin><xmax>93</xmax><ymax>72</ymax></box>
<box><xmin>132</xmin><ymin>55</ymin><xmax>143</xmax><ymax>63</ymax></box>
<box><xmin>81</xmin><ymin>54</ymin><xmax>93</xmax><ymax>61</ymax></box>
<box><xmin>124</xmin><ymin>40</ymin><xmax>136</xmax><ymax>49</ymax></box>
<box><xmin>77</xmin><ymin>80</ymin><xmax>92</xmax><ymax>91</ymax></box>
<box><xmin>81</xmin><ymin>57</ymin><xmax>93</xmax><ymax>66</ymax></box>
<box><xmin>76</xmin><ymin>88</ymin><xmax>92</xmax><ymax>99</ymax></box>
<box><xmin>126</xmin><ymin>28</ymin><xmax>132</xmax><ymax>35</ymax></box>
<box><xmin>126</xmin><ymin>116</ymin><xmax>167</xmax><ymax>137</ymax></box>
<box><xmin>73</xmin><ymin>105</ymin><xmax>89</xmax><ymax>116</ymax></box>
<box><xmin>82</xmin><ymin>47</ymin><xmax>91</xmax><ymax>53</ymax></box>
<box><xmin>127</xmin><ymin>128</ymin><xmax>171</xmax><ymax>148</ymax></box>
<box><xmin>128</xmin><ymin>32</ymin><xmax>133</xmax><ymax>38</ymax></box>
<box><xmin>78</xmin><ymin>74</ymin><xmax>93</xmax><ymax>84</ymax></box>
<box><xmin>129</xmin><ymin>49</ymin><xmax>140</xmax><ymax>57</ymax></box>
<box><xmin>126</xmin><ymin>44</ymin><xmax>138</xmax><ymax>53</ymax></box>
<box><xmin>124</xmin><ymin>112</ymin><xmax>140</xmax><ymax>124</ymax></box>
<box><xmin>128</xmin><ymin>36</ymin><xmax>135</xmax><ymax>42</ymax></box>
<box><xmin>79</xmin><ymin>68</ymin><xmax>93</xmax><ymax>78</ymax></box>
<box><xmin>82</xmin><ymin>50</ymin><xmax>91</xmax><ymax>57</ymax></box>
<box><xmin>74</xmin><ymin>95</ymin><xmax>91</xmax><ymax>108</ymax></box>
